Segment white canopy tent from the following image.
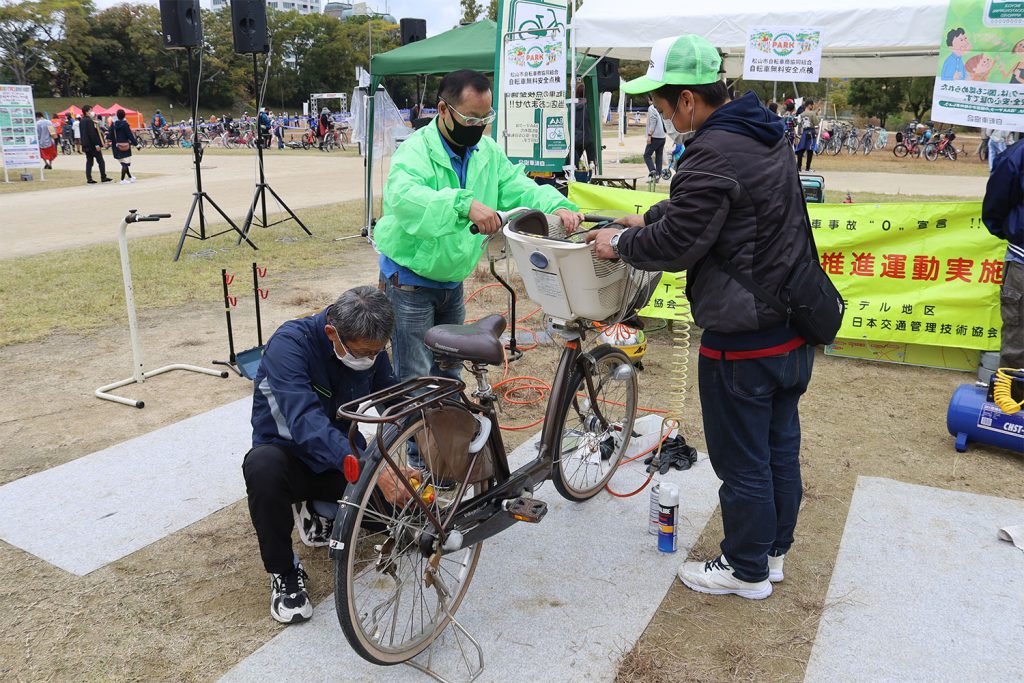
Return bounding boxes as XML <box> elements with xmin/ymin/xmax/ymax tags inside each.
<box><xmin>573</xmin><ymin>0</ymin><xmax>949</xmax><ymax>79</ymax></box>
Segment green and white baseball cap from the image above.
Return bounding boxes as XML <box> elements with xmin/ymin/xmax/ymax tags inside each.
<box><xmin>622</xmin><ymin>34</ymin><xmax>722</xmax><ymax>95</ymax></box>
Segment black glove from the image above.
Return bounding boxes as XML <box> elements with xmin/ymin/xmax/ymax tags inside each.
<box><xmin>644</xmin><ymin>435</ymin><xmax>699</xmax><ymax>474</ymax></box>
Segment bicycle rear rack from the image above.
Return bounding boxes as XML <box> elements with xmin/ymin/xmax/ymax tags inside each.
<box><xmin>336</xmin><ymin>376</ymin><xmax>465</xmax><ymax>428</ymax></box>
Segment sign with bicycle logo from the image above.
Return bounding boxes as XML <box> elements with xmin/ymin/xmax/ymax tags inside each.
<box><xmin>742</xmin><ymin>27</ymin><xmax>823</xmax><ymax>83</ymax></box>
<box><xmin>494</xmin><ymin>0</ymin><xmax>569</xmax><ymax>171</ymax></box>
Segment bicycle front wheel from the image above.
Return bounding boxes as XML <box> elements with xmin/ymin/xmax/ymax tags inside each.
<box><xmin>945</xmin><ymin>145</ymin><xmax>958</xmax><ymax>161</ymax></box>
<box><xmin>924</xmin><ymin>144</ymin><xmax>938</xmax><ymax>161</ymax></box>
<box><xmin>334</xmin><ymin>417</ymin><xmax>484</xmax><ymax>666</ymax></box>
<box><xmin>549</xmin><ymin>345</ymin><xmax>638</xmax><ymax>502</ymax></box>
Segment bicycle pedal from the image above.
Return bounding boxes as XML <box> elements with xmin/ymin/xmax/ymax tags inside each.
<box><xmin>506</xmin><ymin>497</ymin><xmax>547</xmax><ymax>523</ymax></box>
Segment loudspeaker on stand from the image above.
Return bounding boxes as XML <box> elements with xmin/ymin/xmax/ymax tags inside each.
<box><xmin>230</xmin><ymin>0</ymin><xmax>269</xmax><ymax>54</ymax></box>
<box><xmin>159</xmin><ymin>0</ymin><xmax>202</xmax><ymax>49</ymax></box>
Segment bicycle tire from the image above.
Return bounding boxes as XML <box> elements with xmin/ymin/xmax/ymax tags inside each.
<box><xmin>979</xmin><ymin>143</ymin><xmax>989</xmax><ymax>163</ymax></box>
<box><xmin>549</xmin><ymin>345</ymin><xmax>637</xmax><ymax>502</ymax></box>
<box><xmin>893</xmin><ymin>144</ymin><xmax>908</xmax><ymax>158</ymax></box>
<box><xmin>945</xmin><ymin>145</ymin><xmax>958</xmax><ymax>161</ymax></box>
<box><xmin>862</xmin><ymin>135</ymin><xmax>873</xmax><ymax>155</ymax></box>
<box><xmin>302</xmin><ymin>138</ymin><xmax>311</xmax><ymax>150</ymax></box>
<box><xmin>846</xmin><ymin>136</ymin><xmax>858</xmax><ymax>155</ymax></box>
<box><xmin>334</xmin><ymin>418</ymin><xmax>484</xmax><ymax>666</ymax></box>
<box><xmin>924</xmin><ymin>144</ymin><xmax>938</xmax><ymax>161</ymax></box>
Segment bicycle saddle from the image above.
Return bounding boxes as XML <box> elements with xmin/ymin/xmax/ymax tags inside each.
<box><xmin>424</xmin><ymin>314</ymin><xmax>507</xmax><ymax>365</ymax></box>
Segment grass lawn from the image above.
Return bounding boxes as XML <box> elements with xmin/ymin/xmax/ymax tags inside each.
<box><xmin>0</xmin><ymin>198</ymin><xmax>370</xmax><ymax>347</ymax></box>
<box><xmin>0</xmin><ymin>169</ymin><xmax>161</xmax><ymax>194</ymax></box>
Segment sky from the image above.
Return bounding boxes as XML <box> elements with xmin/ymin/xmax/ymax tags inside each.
<box><xmin>94</xmin><ymin>0</ymin><xmax>462</xmax><ymax>37</ymax></box>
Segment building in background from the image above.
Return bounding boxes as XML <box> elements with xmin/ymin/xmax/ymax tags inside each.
<box><xmin>211</xmin><ymin>0</ymin><xmax>323</xmax><ymax>14</ymax></box>
<box><xmin>323</xmin><ymin>2</ymin><xmax>397</xmax><ymax>23</ymax></box>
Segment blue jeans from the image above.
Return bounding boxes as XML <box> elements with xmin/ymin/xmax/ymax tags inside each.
<box><xmin>698</xmin><ymin>344</ymin><xmax>814</xmax><ymax>582</ymax></box>
<box><xmin>989</xmin><ymin>137</ymin><xmax>1007</xmax><ymax>172</ymax></box>
<box><xmin>384</xmin><ymin>279</ymin><xmax>466</xmax><ymax>468</ymax></box>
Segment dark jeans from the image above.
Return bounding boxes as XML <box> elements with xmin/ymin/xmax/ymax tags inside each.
<box><xmin>384</xmin><ymin>278</ymin><xmax>465</xmax><ymax>382</ymax></box>
<box><xmin>1002</xmin><ymin>259</ymin><xmax>1024</xmax><ymax>369</ymax></box>
<box><xmin>84</xmin><ymin>148</ymin><xmax>107</xmax><ymax>180</ymax></box>
<box><xmin>575</xmin><ymin>137</ymin><xmax>597</xmax><ymax>167</ymax></box>
<box><xmin>698</xmin><ymin>344</ymin><xmax>814</xmax><ymax>582</ymax></box>
<box><xmin>242</xmin><ymin>444</ymin><xmax>347</xmax><ymax>574</ymax></box>
<box><xmin>643</xmin><ymin>137</ymin><xmax>665</xmax><ymax>174</ymax></box>
<box><xmin>796</xmin><ymin>148</ymin><xmax>814</xmax><ymax>171</ymax></box>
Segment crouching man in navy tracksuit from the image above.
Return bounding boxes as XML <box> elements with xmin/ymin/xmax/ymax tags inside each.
<box><xmin>243</xmin><ymin>286</ymin><xmax>412</xmax><ymax>624</ymax></box>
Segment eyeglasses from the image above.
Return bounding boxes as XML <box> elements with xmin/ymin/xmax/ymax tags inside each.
<box><xmin>441</xmin><ymin>98</ymin><xmax>496</xmax><ymax>126</ymax></box>
<box><xmin>340</xmin><ymin>336</ymin><xmax>386</xmax><ymax>360</ymax></box>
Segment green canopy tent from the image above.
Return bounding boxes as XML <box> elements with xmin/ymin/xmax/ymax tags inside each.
<box><xmin>362</xmin><ymin>19</ymin><xmax>603</xmax><ymax>236</ymax></box>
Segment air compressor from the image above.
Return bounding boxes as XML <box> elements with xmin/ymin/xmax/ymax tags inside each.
<box><xmin>947</xmin><ymin>368</ymin><xmax>1024</xmax><ymax>453</ymax></box>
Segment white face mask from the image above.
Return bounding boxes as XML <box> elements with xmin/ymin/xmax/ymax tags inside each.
<box><xmin>663</xmin><ymin>95</ymin><xmax>696</xmax><ymax>144</ymax></box>
<box><xmin>332</xmin><ymin>332</ymin><xmax>378</xmax><ymax>371</ymax></box>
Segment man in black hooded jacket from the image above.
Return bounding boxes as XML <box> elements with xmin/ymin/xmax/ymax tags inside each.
<box><xmin>589</xmin><ymin>34</ymin><xmax>815</xmax><ymax>601</ymax></box>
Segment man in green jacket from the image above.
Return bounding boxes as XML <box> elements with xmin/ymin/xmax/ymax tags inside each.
<box><xmin>375</xmin><ymin>69</ymin><xmax>580</xmax><ymax>414</ymax></box>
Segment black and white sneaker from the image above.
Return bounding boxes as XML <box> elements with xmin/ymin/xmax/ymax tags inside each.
<box><xmin>292</xmin><ymin>500</ymin><xmax>332</xmax><ymax>547</ymax></box>
<box><xmin>270</xmin><ymin>562</ymin><xmax>312</xmax><ymax>624</ymax></box>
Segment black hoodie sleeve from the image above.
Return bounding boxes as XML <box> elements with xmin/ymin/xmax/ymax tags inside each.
<box><xmin>618</xmin><ymin>144</ymin><xmax>740</xmax><ymax>272</ymax></box>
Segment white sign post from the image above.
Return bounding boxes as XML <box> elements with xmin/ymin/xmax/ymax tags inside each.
<box><xmin>0</xmin><ymin>84</ymin><xmax>43</xmax><ymax>183</ymax></box>
<box><xmin>742</xmin><ymin>28</ymin><xmax>823</xmax><ymax>83</ymax></box>
<box><xmin>494</xmin><ymin>0</ymin><xmax>570</xmax><ymax>173</ymax></box>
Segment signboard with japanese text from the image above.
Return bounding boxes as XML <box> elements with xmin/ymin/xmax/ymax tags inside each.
<box><xmin>568</xmin><ymin>183</ymin><xmax>1005</xmax><ymax>350</ymax></box>
<box><xmin>638</xmin><ymin>271</ymin><xmax>691</xmax><ymax>321</ymax></box>
<box><xmin>0</xmin><ymin>84</ymin><xmax>41</xmax><ymax>173</ymax></box>
<box><xmin>931</xmin><ymin>0</ymin><xmax>1024</xmax><ymax>130</ymax></box>
<box><xmin>494</xmin><ymin>0</ymin><xmax>569</xmax><ymax>172</ymax></box>
<box><xmin>742</xmin><ymin>27</ymin><xmax>822</xmax><ymax>83</ymax></box>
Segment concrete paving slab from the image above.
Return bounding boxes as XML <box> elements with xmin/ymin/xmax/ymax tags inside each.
<box><xmin>221</xmin><ymin>416</ymin><xmax>721</xmax><ymax>683</ymax></box>
<box><xmin>804</xmin><ymin>477</ymin><xmax>1024</xmax><ymax>682</ymax></box>
<box><xmin>0</xmin><ymin>397</ymin><xmax>252</xmax><ymax>575</ymax></box>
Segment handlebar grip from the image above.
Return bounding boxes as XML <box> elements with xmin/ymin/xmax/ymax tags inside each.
<box><xmin>151</xmin><ymin>213</ymin><xmax>172</xmax><ymax>218</ymax></box>
<box><xmin>470</xmin><ymin>225</ymin><xmax>480</xmax><ymax>234</ymax></box>
<box><xmin>138</xmin><ymin>217</ymin><xmax>160</xmax><ymax>222</ymax></box>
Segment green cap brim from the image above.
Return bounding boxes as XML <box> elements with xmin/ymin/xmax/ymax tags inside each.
<box><xmin>621</xmin><ymin>75</ymin><xmax>663</xmax><ymax>95</ymax></box>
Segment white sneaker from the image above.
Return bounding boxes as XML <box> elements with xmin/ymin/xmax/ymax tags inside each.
<box><xmin>768</xmin><ymin>554</ymin><xmax>785</xmax><ymax>582</ymax></box>
<box><xmin>678</xmin><ymin>555</ymin><xmax>773</xmax><ymax>600</ymax></box>
<box><xmin>270</xmin><ymin>562</ymin><xmax>312</xmax><ymax>624</ymax></box>
<box><xmin>292</xmin><ymin>500</ymin><xmax>332</xmax><ymax>547</ymax></box>
<box><xmin>118</xmin><ymin>179</ymin><xmax>129</xmax><ymax>185</ymax></box>
<box><xmin>128</xmin><ymin>176</ymin><xmax>136</xmax><ymax>183</ymax></box>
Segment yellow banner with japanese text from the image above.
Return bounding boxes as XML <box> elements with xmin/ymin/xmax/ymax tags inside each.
<box><xmin>568</xmin><ymin>184</ymin><xmax>1006</xmax><ymax>350</ymax></box>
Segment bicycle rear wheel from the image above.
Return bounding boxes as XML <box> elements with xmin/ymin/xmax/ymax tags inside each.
<box><xmin>945</xmin><ymin>145</ymin><xmax>958</xmax><ymax>161</ymax></box>
<box><xmin>924</xmin><ymin>144</ymin><xmax>938</xmax><ymax>161</ymax></box>
<box><xmin>549</xmin><ymin>345</ymin><xmax>637</xmax><ymax>502</ymax></box>
<box><xmin>334</xmin><ymin>417</ymin><xmax>484</xmax><ymax>666</ymax></box>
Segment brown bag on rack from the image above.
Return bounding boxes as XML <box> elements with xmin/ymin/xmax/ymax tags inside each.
<box><xmin>413</xmin><ymin>405</ymin><xmax>494</xmax><ymax>484</ymax></box>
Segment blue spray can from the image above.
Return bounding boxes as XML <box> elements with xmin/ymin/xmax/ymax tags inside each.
<box><xmin>657</xmin><ymin>482</ymin><xmax>679</xmax><ymax>553</ymax></box>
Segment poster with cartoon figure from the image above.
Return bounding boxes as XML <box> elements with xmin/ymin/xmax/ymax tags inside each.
<box><xmin>932</xmin><ymin>0</ymin><xmax>1024</xmax><ymax>130</ymax></box>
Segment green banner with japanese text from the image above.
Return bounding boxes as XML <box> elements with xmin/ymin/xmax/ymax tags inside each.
<box><xmin>568</xmin><ymin>184</ymin><xmax>1005</xmax><ymax>350</ymax></box>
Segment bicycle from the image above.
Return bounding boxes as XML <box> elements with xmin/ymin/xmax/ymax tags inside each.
<box><xmin>845</xmin><ymin>124</ymin><xmax>860</xmax><ymax>155</ymax></box>
<box><xmin>874</xmin><ymin>127</ymin><xmax>889</xmax><ymax>150</ymax></box>
<box><xmin>925</xmin><ymin>129</ymin><xmax>958</xmax><ymax>161</ymax></box>
<box><xmin>329</xmin><ymin>209</ymin><xmax>656</xmax><ymax>665</ymax></box>
<box><xmin>893</xmin><ymin>129</ymin><xmax>926</xmax><ymax>159</ymax></box>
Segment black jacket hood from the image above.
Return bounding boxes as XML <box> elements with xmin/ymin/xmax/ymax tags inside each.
<box><xmin>695</xmin><ymin>91</ymin><xmax>784</xmax><ymax>147</ymax></box>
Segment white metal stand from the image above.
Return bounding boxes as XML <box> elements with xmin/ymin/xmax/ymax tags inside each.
<box><xmin>405</xmin><ymin>610</ymin><xmax>485</xmax><ymax>683</ymax></box>
<box><xmin>96</xmin><ymin>210</ymin><xmax>228</xmax><ymax>408</ymax></box>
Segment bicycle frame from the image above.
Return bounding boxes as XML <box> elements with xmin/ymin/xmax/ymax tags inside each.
<box><xmin>336</xmin><ymin>322</ymin><xmax>615</xmax><ymax>554</ymax></box>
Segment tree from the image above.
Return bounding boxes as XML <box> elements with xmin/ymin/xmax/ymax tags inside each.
<box><xmin>460</xmin><ymin>0</ymin><xmax>484</xmax><ymax>24</ymax></box>
<box><xmin>905</xmin><ymin>76</ymin><xmax>935</xmax><ymax>122</ymax></box>
<box><xmin>0</xmin><ymin>0</ymin><xmax>93</xmax><ymax>91</ymax></box>
<box><xmin>488</xmin><ymin>0</ymin><xmax>499</xmax><ymax>22</ymax></box>
<box><xmin>847</xmin><ymin>78</ymin><xmax>907</xmax><ymax>128</ymax></box>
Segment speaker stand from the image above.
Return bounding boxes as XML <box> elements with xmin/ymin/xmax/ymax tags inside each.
<box><xmin>174</xmin><ymin>47</ymin><xmax>257</xmax><ymax>261</ymax></box>
<box><xmin>237</xmin><ymin>52</ymin><xmax>311</xmax><ymax>245</ymax></box>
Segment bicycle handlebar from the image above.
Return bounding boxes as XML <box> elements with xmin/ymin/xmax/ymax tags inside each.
<box><xmin>126</xmin><ymin>210</ymin><xmax>172</xmax><ymax>224</ymax></box>
<box><xmin>470</xmin><ymin>211</ymin><xmax>617</xmax><ymax>234</ymax></box>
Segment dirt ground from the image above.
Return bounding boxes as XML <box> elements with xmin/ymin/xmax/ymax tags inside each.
<box><xmin>1</xmin><ymin>242</ymin><xmax>1021</xmax><ymax>682</ymax></box>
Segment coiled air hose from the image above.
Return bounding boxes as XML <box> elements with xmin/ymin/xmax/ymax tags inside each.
<box><xmin>993</xmin><ymin>368</ymin><xmax>1024</xmax><ymax>415</ymax></box>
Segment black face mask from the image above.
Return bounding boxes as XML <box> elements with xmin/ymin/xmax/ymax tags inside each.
<box><xmin>443</xmin><ymin>110</ymin><xmax>486</xmax><ymax>147</ymax></box>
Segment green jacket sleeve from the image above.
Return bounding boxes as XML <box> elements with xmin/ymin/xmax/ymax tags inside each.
<box><xmin>494</xmin><ymin>155</ymin><xmax>578</xmax><ymax>214</ymax></box>
<box><xmin>383</xmin><ymin>153</ymin><xmax>475</xmax><ymax>238</ymax></box>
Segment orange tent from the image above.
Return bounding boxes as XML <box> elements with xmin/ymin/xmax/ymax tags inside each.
<box><xmin>56</xmin><ymin>105</ymin><xmax>83</xmax><ymax>120</ymax></box>
<box><xmin>106</xmin><ymin>103</ymin><xmax>145</xmax><ymax>130</ymax></box>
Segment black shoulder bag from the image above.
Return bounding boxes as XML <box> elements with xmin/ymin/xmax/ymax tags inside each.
<box><xmin>712</xmin><ymin>180</ymin><xmax>845</xmax><ymax>346</ymax></box>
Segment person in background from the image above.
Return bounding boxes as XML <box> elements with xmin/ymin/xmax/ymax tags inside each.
<box><xmin>767</xmin><ymin>101</ymin><xmax>780</xmax><ymax>117</ymax></box>
<box><xmin>79</xmin><ymin>105</ymin><xmax>111</xmax><ymax>184</ymax></box>
<box><xmin>373</xmin><ymin>69</ymin><xmax>581</xmax><ymax>470</ymax></box>
<box><xmin>243</xmin><ymin>286</ymin><xmax>411</xmax><ymax>624</ymax></box>
<box><xmin>573</xmin><ymin>81</ymin><xmax>597</xmax><ymax>170</ymax></box>
<box><xmin>61</xmin><ymin>114</ymin><xmax>74</xmax><ymax>152</ymax></box>
<box><xmin>987</xmin><ymin>127</ymin><xmax>1009</xmax><ymax>172</ymax></box>
<box><xmin>35</xmin><ymin>112</ymin><xmax>57</xmax><ymax>170</ymax></box>
<box><xmin>108</xmin><ymin>108</ymin><xmax>139</xmax><ymax>184</ymax></box>
<box><xmin>152</xmin><ymin>109</ymin><xmax>166</xmax><ymax>134</ymax></box>
<box><xmin>318</xmin><ymin>107</ymin><xmax>332</xmax><ymax>150</ymax></box>
<box><xmin>782</xmin><ymin>100</ymin><xmax>798</xmax><ymax>147</ymax></box>
<box><xmin>258</xmin><ymin>107</ymin><xmax>272</xmax><ymax>149</ymax></box>
<box><xmin>794</xmin><ymin>98</ymin><xmax>818</xmax><ymax>171</ymax></box>
<box><xmin>410</xmin><ymin>102</ymin><xmax>422</xmax><ymax>122</ymax></box>
<box><xmin>644</xmin><ymin>95</ymin><xmax>667</xmax><ymax>180</ymax></box>
<box><xmin>981</xmin><ymin>141</ymin><xmax>1024</xmax><ymax>371</ymax></box>
<box><xmin>72</xmin><ymin>114</ymin><xmax>82</xmax><ymax>153</ymax></box>
<box><xmin>588</xmin><ymin>34</ymin><xmax>814</xmax><ymax>601</ymax></box>
<box><xmin>274</xmin><ymin>114</ymin><xmax>285</xmax><ymax>150</ymax></box>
